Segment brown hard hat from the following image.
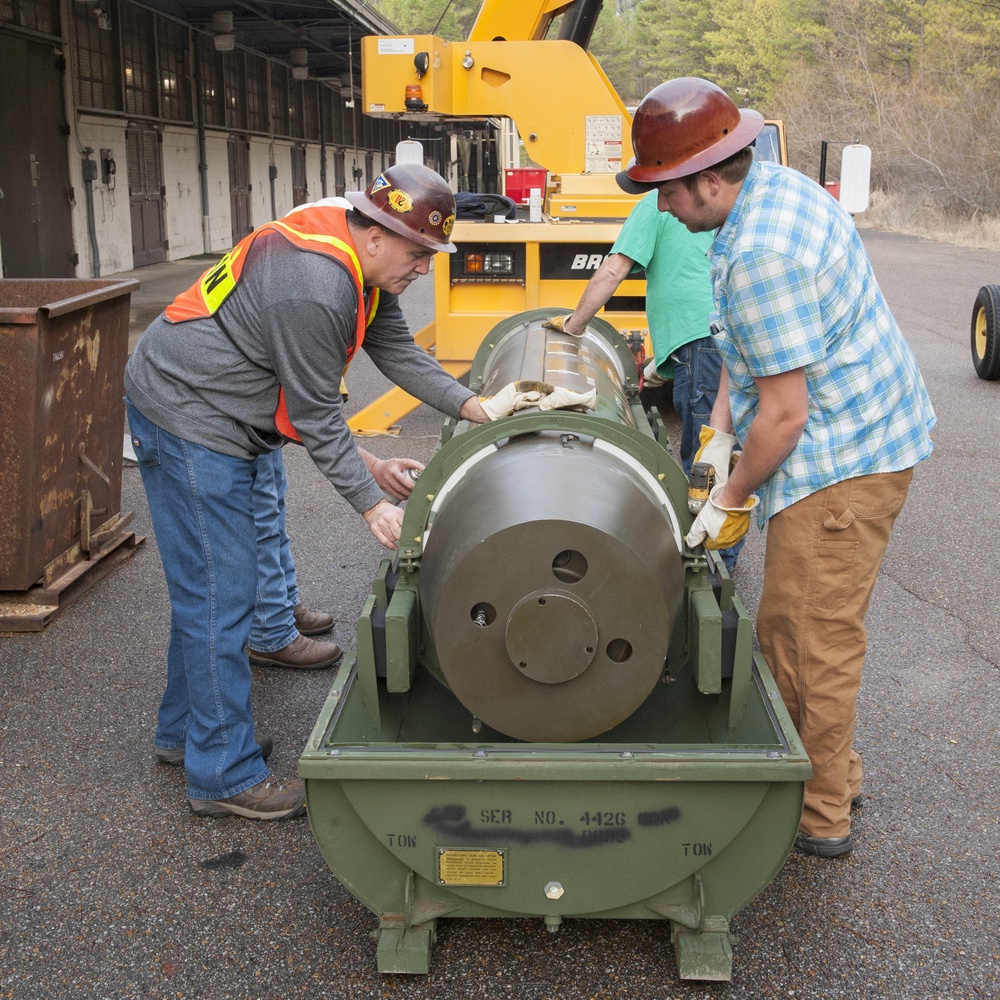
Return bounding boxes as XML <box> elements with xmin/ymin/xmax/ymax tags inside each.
<box><xmin>346</xmin><ymin>163</ymin><xmax>457</xmax><ymax>252</ymax></box>
<box><xmin>617</xmin><ymin>77</ymin><xmax>765</xmax><ymax>193</ymax></box>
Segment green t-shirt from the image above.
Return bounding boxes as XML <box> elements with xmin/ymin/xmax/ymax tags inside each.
<box><xmin>610</xmin><ymin>190</ymin><xmax>714</xmax><ymax>377</ymax></box>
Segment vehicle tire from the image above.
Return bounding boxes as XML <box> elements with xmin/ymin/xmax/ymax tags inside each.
<box><xmin>971</xmin><ymin>284</ymin><xmax>1000</xmax><ymax>380</ymax></box>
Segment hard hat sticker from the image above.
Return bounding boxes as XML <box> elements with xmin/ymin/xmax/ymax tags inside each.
<box><xmin>428</xmin><ymin>210</ymin><xmax>442</xmax><ymax>225</ymax></box>
<box><xmin>371</xmin><ymin>174</ymin><xmax>391</xmax><ymax>192</ymax></box>
<box><xmin>442</xmin><ymin>214</ymin><xmax>456</xmax><ymax>238</ymax></box>
<box><xmin>388</xmin><ymin>189</ymin><xmax>414</xmax><ymax>213</ymax></box>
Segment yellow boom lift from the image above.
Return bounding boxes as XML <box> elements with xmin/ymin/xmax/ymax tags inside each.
<box><xmin>350</xmin><ymin>0</ymin><xmax>787</xmax><ymax>433</ymax></box>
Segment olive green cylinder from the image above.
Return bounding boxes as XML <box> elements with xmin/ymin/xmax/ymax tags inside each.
<box><xmin>420</xmin><ymin>431</ymin><xmax>683</xmax><ymax>742</ymax></box>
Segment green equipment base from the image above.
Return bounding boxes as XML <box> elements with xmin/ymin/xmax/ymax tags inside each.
<box><xmin>301</xmin><ymin>643</ymin><xmax>809</xmax><ymax>980</ymax></box>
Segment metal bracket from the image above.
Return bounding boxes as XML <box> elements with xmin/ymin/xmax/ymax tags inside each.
<box><xmin>672</xmin><ymin>915</ymin><xmax>734</xmax><ymax>982</ymax></box>
<box><xmin>375</xmin><ymin>923</ymin><xmax>435</xmax><ymax>974</ymax></box>
<box><xmin>648</xmin><ymin>875</ymin><xmax>734</xmax><ymax>980</ymax></box>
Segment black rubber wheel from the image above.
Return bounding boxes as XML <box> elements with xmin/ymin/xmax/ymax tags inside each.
<box><xmin>971</xmin><ymin>284</ymin><xmax>1000</xmax><ymax>380</ymax></box>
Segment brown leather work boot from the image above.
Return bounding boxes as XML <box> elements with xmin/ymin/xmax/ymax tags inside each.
<box><xmin>188</xmin><ymin>774</ymin><xmax>306</xmax><ymax>820</ymax></box>
<box><xmin>292</xmin><ymin>603</ymin><xmax>335</xmax><ymax>636</ymax></box>
<box><xmin>248</xmin><ymin>634</ymin><xmax>343</xmax><ymax>670</ymax></box>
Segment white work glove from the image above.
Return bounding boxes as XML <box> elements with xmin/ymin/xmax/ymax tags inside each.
<box><xmin>692</xmin><ymin>425</ymin><xmax>739</xmax><ymax>487</ymax></box>
<box><xmin>537</xmin><ymin>386</ymin><xmax>597</xmax><ymax>412</ymax></box>
<box><xmin>643</xmin><ymin>357</ymin><xmax>668</xmax><ymax>388</ymax></box>
<box><xmin>479</xmin><ymin>380</ymin><xmax>555</xmax><ymax>420</ymax></box>
<box><xmin>685</xmin><ymin>484</ymin><xmax>759</xmax><ymax>551</ymax></box>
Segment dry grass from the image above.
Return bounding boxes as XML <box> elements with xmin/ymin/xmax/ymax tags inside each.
<box><xmin>856</xmin><ymin>189</ymin><xmax>1000</xmax><ymax>249</ymax></box>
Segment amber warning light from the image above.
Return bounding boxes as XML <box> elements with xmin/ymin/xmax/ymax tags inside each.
<box><xmin>404</xmin><ymin>85</ymin><xmax>428</xmax><ymax>112</ymax></box>
<box><xmin>462</xmin><ymin>251</ymin><xmax>515</xmax><ymax>278</ymax></box>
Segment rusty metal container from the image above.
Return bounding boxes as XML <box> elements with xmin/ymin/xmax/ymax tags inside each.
<box><xmin>0</xmin><ymin>278</ymin><xmax>143</xmax><ymax>629</ymax></box>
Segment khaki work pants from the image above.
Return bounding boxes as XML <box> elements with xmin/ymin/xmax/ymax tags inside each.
<box><xmin>757</xmin><ymin>468</ymin><xmax>914</xmax><ymax>838</ymax></box>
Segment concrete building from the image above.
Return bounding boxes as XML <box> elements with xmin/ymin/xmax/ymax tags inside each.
<box><xmin>0</xmin><ymin>0</ymin><xmax>448</xmax><ymax>278</ymax></box>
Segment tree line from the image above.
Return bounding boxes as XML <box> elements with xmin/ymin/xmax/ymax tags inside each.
<box><xmin>373</xmin><ymin>0</ymin><xmax>1000</xmax><ymax>218</ymax></box>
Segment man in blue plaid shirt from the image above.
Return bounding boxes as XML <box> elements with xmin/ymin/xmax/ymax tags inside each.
<box><xmin>618</xmin><ymin>78</ymin><xmax>935</xmax><ymax>858</ymax></box>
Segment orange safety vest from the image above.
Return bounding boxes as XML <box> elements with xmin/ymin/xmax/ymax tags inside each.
<box><xmin>164</xmin><ymin>205</ymin><xmax>380</xmax><ymax>442</ymax></box>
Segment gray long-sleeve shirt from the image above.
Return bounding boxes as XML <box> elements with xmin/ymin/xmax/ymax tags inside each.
<box><xmin>124</xmin><ymin>230</ymin><xmax>474</xmax><ymax>514</ymax></box>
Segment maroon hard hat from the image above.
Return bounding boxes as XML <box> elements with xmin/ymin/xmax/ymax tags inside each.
<box><xmin>617</xmin><ymin>77</ymin><xmax>765</xmax><ymax>193</ymax></box>
<box><xmin>346</xmin><ymin>163</ymin><xmax>457</xmax><ymax>252</ymax></box>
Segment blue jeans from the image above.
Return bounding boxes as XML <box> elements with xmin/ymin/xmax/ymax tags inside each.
<box><xmin>249</xmin><ymin>449</ymin><xmax>299</xmax><ymax>653</ymax></box>
<box><xmin>671</xmin><ymin>336</ymin><xmax>744</xmax><ymax>571</ymax></box>
<box><xmin>125</xmin><ymin>398</ymin><xmax>270</xmax><ymax>800</ymax></box>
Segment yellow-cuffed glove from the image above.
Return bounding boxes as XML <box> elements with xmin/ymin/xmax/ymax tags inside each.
<box><xmin>692</xmin><ymin>425</ymin><xmax>740</xmax><ymax>487</ymax></box>
<box><xmin>685</xmin><ymin>484</ymin><xmax>759</xmax><ymax>551</ymax></box>
<box><xmin>479</xmin><ymin>380</ymin><xmax>555</xmax><ymax>420</ymax></box>
<box><xmin>537</xmin><ymin>386</ymin><xmax>597</xmax><ymax>412</ymax></box>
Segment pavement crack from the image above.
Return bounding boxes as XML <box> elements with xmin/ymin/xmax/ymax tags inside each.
<box><xmin>881</xmin><ymin>568</ymin><xmax>999</xmax><ymax>669</ymax></box>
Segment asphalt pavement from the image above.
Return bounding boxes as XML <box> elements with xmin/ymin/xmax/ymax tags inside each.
<box><xmin>1</xmin><ymin>230</ymin><xmax>998</xmax><ymax>999</ymax></box>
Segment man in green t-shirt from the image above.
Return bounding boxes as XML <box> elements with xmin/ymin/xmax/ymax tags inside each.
<box><xmin>546</xmin><ymin>191</ymin><xmax>740</xmax><ymax>570</ymax></box>
<box><xmin>548</xmin><ymin>191</ymin><xmax>718</xmax><ymax>472</ymax></box>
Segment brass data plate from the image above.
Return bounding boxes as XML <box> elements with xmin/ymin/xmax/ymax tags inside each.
<box><xmin>437</xmin><ymin>848</ymin><xmax>506</xmax><ymax>886</ymax></box>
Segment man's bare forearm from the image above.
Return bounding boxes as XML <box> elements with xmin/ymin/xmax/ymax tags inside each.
<box><xmin>563</xmin><ymin>254</ymin><xmax>635</xmax><ymax>335</ymax></box>
<box><xmin>716</xmin><ymin>367</ymin><xmax>808</xmax><ymax>506</ymax></box>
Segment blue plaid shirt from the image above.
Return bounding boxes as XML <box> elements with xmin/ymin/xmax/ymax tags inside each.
<box><xmin>709</xmin><ymin>160</ymin><xmax>935</xmax><ymax>521</ymax></box>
